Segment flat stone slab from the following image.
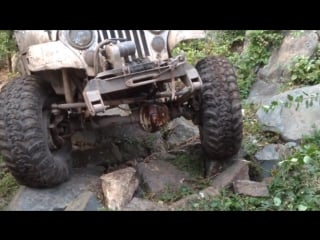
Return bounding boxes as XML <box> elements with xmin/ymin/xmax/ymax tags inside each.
<box><xmin>8</xmin><ymin>167</ymin><xmax>104</xmax><ymax>211</ymax></box>
<box><xmin>233</xmin><ymin>180</ymin><xmax>270</xmax><ymax>197</ymax></box>
<box><xmin>211</xmin><ymin>159</ymin><xmax>250</xmax><ymax>189</ymax></box>
<box><xmin>137</xmin><ymin>159</ymin><xmax>189</xmax><ymax>194</ymax></box>
<box><xmin>65</xmin><ymin>191</ymin><xmax>104</xmax><ymax>211</ymax></box>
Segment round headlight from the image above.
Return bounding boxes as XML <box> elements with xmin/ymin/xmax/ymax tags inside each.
<box><xmin>67</xmin><ymin>30</ymin><xmax>94</xmax><ymax>49</ymax></box>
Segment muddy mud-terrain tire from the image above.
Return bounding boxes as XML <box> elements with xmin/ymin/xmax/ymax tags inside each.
<box><xmin>1</xmin><ymin>76</ymin><xmax>71</xmax><ymax>188</ymax></box>
<box><xmin>196</xmin><ymin>56</ymin><xmax>243</xmax><ymax>161</ymax></box>
<box><xmin>0</xmin><ymin>85</ymin><xmax>12</xmax><ymax>166</ymax></box>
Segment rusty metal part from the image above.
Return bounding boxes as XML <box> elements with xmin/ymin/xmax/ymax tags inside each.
<box><xmin>92</xmin><ymin>104</ymin><xmax>170</xmax><ymax>132</ymax></box>
<box><xmin>62</xmin><ymin>69</ymin><xmax>73</xmax><ymax>103</ymax></box>
<box><xmin>139</xmin><ymin>103</ymin><xmax>170</xmax><ymax>132</ymax></box>
<box><xmin>89</xmin><ymin>104</ymin><xmax>183</xmax><ymax>131</ymax></box>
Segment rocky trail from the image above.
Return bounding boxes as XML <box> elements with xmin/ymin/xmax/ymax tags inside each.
<box><xmin>5</xmin><ymin>118</ymin><xmax>269</xmax><ymax>211</ymax></box>
<box><xmin>2</xmin><ymin>30</ymin><xmax>320</xmax><ymax>210</ymax></box>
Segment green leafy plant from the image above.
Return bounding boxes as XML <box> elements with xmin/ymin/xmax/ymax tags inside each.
<box><xmin>156</xmin><ymin>185</ymin><xmax>194</xmax><ymax>204</ymax></box>
<box><xmin>0</xmin><ymin>156</ymin><xmax>19</xmax><ymax>210</ymax></box>
<box><xmin>288</xmin><ymin>55</ymin><xmax>320</xmax><ymax>85</ymax></box>
<box><xmin>262</xmin><ymin>92</ymin><xmax>320</xmax><ymax>113</ymax></box>
<box><xmin>234</xmin><ymin>30</ymin><xmax>283</xmax><ymax>99</ymax></box>
<box><xmin>167</xmin><ymin>153</ymin><xmax>203</xmax><ymax>177</ymax></box>
<box><xmin>172</xmin><ymin>30</ymin><xmax>284</xmax><ymax>99</ymax></box>
<box><xmin>0</xmin><ymin>30</ymin><xmax>16</xmax><ymax>69</ymax></box>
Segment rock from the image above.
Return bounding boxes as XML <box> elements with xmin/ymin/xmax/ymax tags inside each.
<box><xmin>257</xmin><ymin>84</ymin><xmax>320</xmax><ymax>142</ymax></box>
<box><xmin>137</xmin><ymin>159</ymin><xmax>189</xmax><ymax>194</ymax></box>
<box><xmin>285</xmin><ymin>142</ymin><xmax>298</xmax><ymax>149</ymax></box>
<box><xmin>110</xmin><ymin>143</ymin><xmax>122</xmax><ymax>162</ymax></box>
<box><xmin>8</xmin><ymin>167</ymin><xmax>104</xmax><ymax>211</ymax></box>
<box><xmin>211</xmin><ymin>159</ymin><xmax>250</xmax><ymax>189</ymax></box>
<box><xmin>166</xmin><ymin>117</ymin><xmax>199</xmax><ymax>149</ymax></box>
<box><xmin>233</xmin><ymin>180</ymin><xmax>270</xmax><ymax>197</ymax></box>
<box><xmin>247</xmin><ymin>80</ymin><xmax>281</xmax><ymax>105</ymax></box>
<box><xmin>255</xmin><ymin>144</ymin><xmax>290</xmax><ymax>177</ymax></box>
<box><xmin>65</xmin><ymin>191</ymin><xmax>104</xmax><ymax>211</ymax></box>
<box><xmin>122</xmin><ymin>197</ymin><xmax>168</xmax><ymax>211</ymax></box>
<box><xmin>146</xmin><ymin>131</ymin><xmax>167</xmax><ymax>153</ymax></box>
<box><xmin>258</xmin><ymin>30</ymin><xmax>319</xmax><ymax>83</ymax></box>
<box><xmin>71</xmin><ymin>122</ymin><xmax>166</xmax><ymax>167</ymax></box>
<box><xmin>120</xmin><ymin>140</ymin><xmax>150</xmax><ymax>162</ymax></box>
<box><xmin>100</xmin><ymin>167</ymin><xmax>139</xmax><ymax>210</ymax></box>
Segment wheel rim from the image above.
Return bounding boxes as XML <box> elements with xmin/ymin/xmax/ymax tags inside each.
<box><xmin>42</xmin><ymin>108</ymin><xmax>67</xmax><ymax>152</ymax></box>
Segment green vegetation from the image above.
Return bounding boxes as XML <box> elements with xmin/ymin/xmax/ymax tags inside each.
<box><xmin>183</xmin><ymin>129</ymin><xmax>320</xmax><ymax>211</ymax></box>
<box><xmin>242</xmin><ymin>103</ymin><xmax>280</xmax><ymax>156</ymax></box>
<box><xmin>0</xmin><ymin>155</ymin><xmax>19</xmax><ymax>210</ymax></box>
<box><xmin>0</xmin><ymin>30</ymin><xmax>16</xmax><ymax>69</ymax></box>
<box><xmin>156</xmin><ymin>185</ymin><xmax>194</xmax><ymax>204</ymax></box>
<box><xmin>166</xmin><ymin>153</ymin><xmax>203</xmax><ymax>177</ymax></box>
<box><xmin>262</xmin><ymin>43</ymin><xmax>320</xmax><ymax>113</ymax></box>
<box><xmin>143</xmin><ymin>152</ymin><xmax>211</xmax><ymax>204</ymax></box>
<box><xmin>288</xmin><ymin>45</ymin><xmax>320</xmax><ymax>86</ymax></box>
<box><xmin>173</xmin><ymin>30</ymin><xmax>284</xmax><ymax>99</ymax></box>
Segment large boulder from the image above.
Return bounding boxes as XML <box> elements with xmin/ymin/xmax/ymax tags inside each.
<box><xmin>258</xmin><ymin>30</ymin><xmax>319</xmax><ymax>84</ymax></box>
<box><xmin>257</xmin><ymin>84</ymin><xmax>320</xmax><ymax>142</ymax></box>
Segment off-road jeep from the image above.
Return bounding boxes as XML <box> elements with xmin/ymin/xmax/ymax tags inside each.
<box><xmin>0</xmin><ymin>30</ymin><xmax>243</xmax><ymax>188</ymax></box>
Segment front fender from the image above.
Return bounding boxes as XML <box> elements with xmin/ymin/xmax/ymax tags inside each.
<box><xmin>168</xmin><ymin>30</ymin><xmax>206</xmax><ymax>51</ymax></box>
<box><xmin>26</xmin><ymin>41</ymin><xmax>86</xmax><ymax>72</ymax></box>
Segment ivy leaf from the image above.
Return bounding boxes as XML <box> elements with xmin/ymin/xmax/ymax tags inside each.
<box><xmin>291</xmin><ymin>74</ymin><xmax>297</xmax><ymax>81</ymax></box>
<box><xmin>298</xmin><ymin>205</ymin><xmax>308</xmax><ymax>211</ymax></box>
<box><xmin>273</xmin><ymin>197</ymin><xmax>282</xmax><ymax>206</ymax></box>
<box><xmin>303</xmin><ymin>155</ymin><xmax>312</xmax><ymax>164</ymax></box>
<box><xmin>287</xmin><ymin>95</ymin><xmax>294</xmax><ymax>101</ymax></box>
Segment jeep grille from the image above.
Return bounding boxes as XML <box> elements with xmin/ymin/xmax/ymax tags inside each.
<box><xmin>97</xmin><ymin>30</ymin><xmax>150</xmax><ymax>59</ymax></box>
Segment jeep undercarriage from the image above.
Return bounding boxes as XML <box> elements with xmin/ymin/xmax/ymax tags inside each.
<box><xmin>0</xmin><ymin>30</ymin><xmax>243</xmax><ymax>188</ymax></box>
